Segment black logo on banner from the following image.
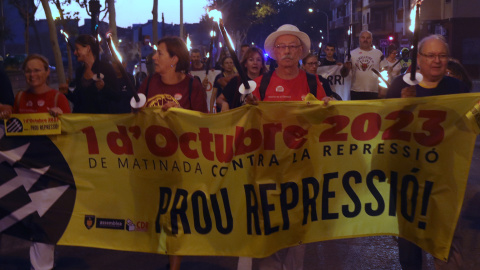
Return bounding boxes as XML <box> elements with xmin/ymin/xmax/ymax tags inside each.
<box><xmin>96</xmin><ymin>218</ymin><xmax>125</xmax><ymax>230</ymax></box>
<box><xmin>6</xmin><ymin>118</ymin><xmax>23</xmax><ymax>133</ymax></box>
<box><xmin>85</xmin><ymin>215</ymin><xmax>95</xmax><ymax>229</ymax></box>
<box><xmin>0</xmin><ymin>126</ymin><xmax>76</xmax><ymax>244</ymax></box>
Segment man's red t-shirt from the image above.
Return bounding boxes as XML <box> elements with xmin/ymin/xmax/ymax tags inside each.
<box><xmin>14</xmin><ymin>89</ymin><xmax>71</xmax><ymax>114</ymax></box>
<box><xmin>253</xmin><ymin>69</ymin><xmax>327</xmax><ymax>101</ymax></box>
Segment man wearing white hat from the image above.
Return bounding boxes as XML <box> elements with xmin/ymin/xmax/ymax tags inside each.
<box><xmin>248</xmin><ymin>24</ymin><xmax>335</xmax><ymax>103</ymax></box>
<box><xmin>245</xmin><ymin>24</ymin><xmax>335</xmax><ymax>270</ymax></box>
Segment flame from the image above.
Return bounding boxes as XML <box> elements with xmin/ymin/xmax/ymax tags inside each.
<box><xmin>208</xmin><ymin>9</ymin><xmax>222</xmax><ymax>23</ymax></box>
<box><xmin>409</xmin><ymin>4</ymin><xmax>417</xmax><ymax>33</ymax></box>
<box><xmin>378</xmin><ymin>70</ymin><xmax>389</xmax><ymax>88</ymax></box>
<box><xmin>60</xmin><ymin>29</ymin><xmax>69</xmax><ymax>39</ymax></box>
<box><xmin>186</xmin><ymin>34</ymin><xmax>192</xmax><ymax>51</ymax></box>
<box><xmin>210</xmin><ymin>30</ymin><xmax>215</xmax><ymax>37</ymax></box>
<box><xmin>107</xmin><ymin>33</ymin><xmax>122</xmax><ymax>62</ymax></box>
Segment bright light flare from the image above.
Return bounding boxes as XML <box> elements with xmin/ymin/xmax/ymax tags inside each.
<box><xmin>60</xmin><ymin>29</ymin><xmax>69</xmax><ymax>39</ymax></box>
<box><xmin>225</xmin><ymin>30</ymin><xmax>235</xmax><ymax>51</ymax></box>
<box><xmin>206</xmin><ymin>52</ymin><xmax>210</xmax><ymax>58</ymax></box>
<box><xmin>97</xmin><ymin>34</ymin><xmax>102</xmax><ymax>43</ymax></box>
<box><xmin>107</xmin><ymin>33</ymin><xmax>122</xmax><ymax>62</ymax></box>
<box><xmin>186</xmin><ymin>34</ymin><xmax>192</xmax><ymax>51</ymax></box>
<box><xmin>319</xmin><ymin>42</ymin><xmax>322</xmax><ymax>48</ymax></box>
<box><xmin>208</xmin><ymin>9</ymin><xmax>222</xmax><ymax>23</ymax></box>
<box><xmin>210</xmin><ymin>30</ymin><xmax>216</xmax><ymax>37</ymax></box>
<box><xmin>219</xmin><ymin>42</ymin><xmax>222</xmax><ymax>48</ymax></box>
<box><xmin>377</xmin><ymin>70</ymin><xmax>389</xmax><ymax>88</ymax></box>
<box><xmin>409</xmin><ymin>5</ymin><xmax>417</xmax><ymax>33</ymax></box>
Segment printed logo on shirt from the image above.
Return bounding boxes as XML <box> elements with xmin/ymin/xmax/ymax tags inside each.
<box><xmin>26</xmin><ymin>101</ymin><xmax>33</xmax><ymax>107</ymax></box>
<box><xmin>146</xmin><ymin>94</ymin><xmax>180</xmax><ymax>108</ymax></box>
<box><xmin>174</xmin><ymin>94</ymin><xmax>183</xmax><ymax>100</ymax></box>
<box><xmin>355</xmin><ymin>55</ymin><xmax>375</xmax><ymax>72</ymax></box>
<box><xmin>37</xmin><ymin>100</ymin><xmax>45</xmax><ymax>107</ymax></box>
<box><xmin>275</xmin><ymin>86</ymin><xmax>284</xmax><ymax>92</ymax></box>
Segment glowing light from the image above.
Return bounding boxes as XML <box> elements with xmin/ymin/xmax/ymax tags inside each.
<box><xmin>219</xmin><ymin>42</ymin><xmax>222</xmax><ymax>48</ymax></box>
<box><xmin>208</xmin><ymin>10</ymin><xmax>222</xmax><ymax>23</ymax></box>
<box><xmin>319</xmin><ymin>42</ymin><xmax>322</xmax><ymax>48</ymax></box>
<box><xmin>206</xmin><ymin>52</ymin><xmax>210</xmax><ymax>58</ymax></box>
<box><xmin>153</xmin><ymin>44</ymin><xmax>158</xmax><ymax>50</ymax></box>
<box><xmin>308</xmin><ymin>8</ymin><xmax>313</xmax><ymax>13</ymax></box>
<box><xmin>210</xmin><ymin>30</ymin><xmax>215</xmax><ymax>37</ymax></box>
<box><xmin>97</xmin><ymin>34</ymin><xmax>102</xmax><ymax>43</ymax></box>
<box><xmin>409</xmin><ymin>5</ymin><xmax>416</xmax><ymax>33</ymax></box>
<box><xmin>373</xmin><ymin>45</ymin><xmax>376</xmax><ymax>49</ymax></box>
<box><xmin>186</xmin><ymin>34</ymin><xmax>192</xmax><ymax>51</ymax></box>
<box><xmin>107</xmin><ymin>33</ymin><xmax>122</xmax><ymax>62</ymax></box>
<box><xmin>119</xmin><ymin>39</ymin><xmax>122</xmax><ymax>43</ymax></box>
<box><xmin>60</xmin><ymin>29</ymin><xmax>69</xmax><ymax>39</ymax></box>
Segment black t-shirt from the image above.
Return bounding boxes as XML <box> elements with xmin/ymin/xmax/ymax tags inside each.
<box><xmin>320</xmin><ymin>58</ymin><xmax>338</xmax><ymax>66</ymax></box>
<box><xmin>386</xmin><ymin>75</ymin><xmax>470</xmax><ymax>98</ymax></box>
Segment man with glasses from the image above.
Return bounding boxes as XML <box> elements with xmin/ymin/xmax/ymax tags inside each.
<box><xmin>386</xmin><ymin>34</ymin><xmax>469</xmax><ymax>99</ymax></box>
<box><xmin>249</xmin><ymin>24</ymin><xmax>333</xmax><ymax>103</ymax></box>
<box><xmin>343</xmin><ymin>30</ymin><xmax>384</xmax><ymax>100</ymax></box>
<box><xmin>386</xmin><ymin>34</ymin><xmax>468</xmax><ymax>270</ymax></box>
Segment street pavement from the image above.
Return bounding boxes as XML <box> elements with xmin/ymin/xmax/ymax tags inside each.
<box><xmin>1</xmin><ymin>136</ymin><xmax>479</xmax><ymax>269</ymax></box>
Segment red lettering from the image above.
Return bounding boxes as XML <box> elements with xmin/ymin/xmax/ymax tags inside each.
<box><xmin>215</xmin><ymin>134</ymin><xmax>234</xmax><ymax>163</ymax></box>
<box><xmin>263</xmin><ymin>123</ymin><xmax>282</xmax><ymax>150</ymax></box>
<box><xmin>199</xmin><ymin>128</ymin><xmax>215</xmax><ymax>161</ymax></box>
<box><xmin>145</xmin><ymin>125</ymin><xmax>178</xmax><ymax>157</ymax></box>
<box><xmin>351</xmin><ymin>113</ymin><xmax>381</xmax><ymax>141</ymax></box>
<box><xmin>107</xmin><ymin>126</ymin><xmax>134</xmax><ymax>155</ymax></box>
<box><xmin>179</xmin><ymin>132</ymin><xmax>199</xmax><ymax>159</ymax></box>
<box><xmin>81</xmin><ymin>126</ymin><xmax>99</xmax><ymax>154</ymax></box>
<box><xmin>235</xmin><ymin>126</ymin><xmax>262</xmax><ymax>155</ymax></box>
<box><xmin>283</xmin><ymin>125</ymin><xmax>308</xmax><ymax>149</ymax></box>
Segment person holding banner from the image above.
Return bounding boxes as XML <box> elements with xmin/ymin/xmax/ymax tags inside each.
<box><xmin>246</xmin><ymin>24</ymin><xmax>334</xmax><ymax>270</ymax></box>
<box><xmin>67</xmin><ymin>34</ymin><xmax>120</xmax><ymax>114</ymax></box>
<box><xmin>138</xmin><ymin>36</ymin><xmax>208</xmax><ymax>113</ymax></box>
<box><xmin>2</xmin><ymin>54</ymin><xmax>70</xmax><ymax>270</ymax></box>
<box><xmin>386</xmin><ymin>34</ymin><xmax>468</xmax><ymax>270</ymax></box>
<box><xmin>216</xmin><ymin>46</ymin><xmax>267</xmax><ymax>111</ymax></box>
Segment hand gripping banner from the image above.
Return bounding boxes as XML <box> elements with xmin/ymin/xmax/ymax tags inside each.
<box><xmin>1</xmin><ymin>93</ymin><xmax>480</xmax><ymax>261</ymax></box>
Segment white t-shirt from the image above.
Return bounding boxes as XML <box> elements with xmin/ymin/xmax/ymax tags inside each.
<box><xmin>350</xmin><ymin>48</ymin><xmax>384</xmax><ymax>93</ymax></box>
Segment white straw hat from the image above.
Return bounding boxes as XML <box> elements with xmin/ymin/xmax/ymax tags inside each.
<box><xmin>264</xmin><ymin>24</ymin><xmax>311</xmax><ymax>60</ymax></box>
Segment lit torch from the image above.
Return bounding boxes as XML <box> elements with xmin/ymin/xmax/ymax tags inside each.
<box><xmin>403</xmin><ymin>0</ymin><xmax>424</xmax><ymax>85</ymax></box>
<box><xmin>205</xmin><ymin>29</ymin><xmax>215</xmax><ymax>75</ymax></box>
<box><xmin>106</xmin><ymin>33</ymin><xmax>145</xmax><ymax>108</ymax></box>
<box><xmin>186</xmin><ymin>34</ymin><xmax>192</xmax><ymax>51</ymax></box>
<box><xmin>208</xmin><ymin>9</ymin><xmax>256</xmax><ymax>95</ymax></box>
<box><xmin>372</xmin><ymin>68</ymin><xmax>390</xmax><ymax>88</ymax></box>
<box><xmin>60</xmin><ymin>29</ymin><xmax>74</xmax><ymax>50</ymax></box>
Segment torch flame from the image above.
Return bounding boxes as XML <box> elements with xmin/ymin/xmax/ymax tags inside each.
<box><xmin>186</xmin><ymin>34</ymin><xmax>192</xmax><ymax>51</ymax></box>
<box><xmin>107</xmin><ymin>33</ymin><xmax>122</xmax><ymax>62</ymax></box>
<box><xmin>60</xmin><ymin>29</ymin><xmax>69</xmax><ymax>39</ymax></box>
<box><xmin>378</xmin><ymin>70</ymin><xmax>389</xmax><ymax>88</ymax></box>
<box><xmin>409</xmin><ymin>5</ymin><xmax>417</xmax><ymax>33</ymax></box>
<box><xmin>208</xmin><ymin>9</ymin><xmax>222</xmax><ymax>23</ymax></box>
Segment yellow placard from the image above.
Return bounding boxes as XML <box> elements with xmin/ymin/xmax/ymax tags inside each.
<box><xmin>4</xmin><ymin>113</ymin><xmax>61</xmax><ymax>136</ymax></box>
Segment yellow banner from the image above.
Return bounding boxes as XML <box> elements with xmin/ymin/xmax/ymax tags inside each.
<box><xmin>1</xmin><ymin>93</ymin><xmax>479</xmax><ymax>261</ymax></box>
<box><xmin>4</xmin><ymin>113</ymin><xmax>61</xmax><ymax>136</ymax></box>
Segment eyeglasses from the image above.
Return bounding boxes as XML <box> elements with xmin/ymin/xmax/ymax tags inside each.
<box><xmin>419</xmin><ymin>52</ymin><xmax>448</xmax><ymax>61</ymax></box>
<box><xmin>274</xmin><ymin>44</ymin><xmax>302</xmax><ymax>51</ymax></box>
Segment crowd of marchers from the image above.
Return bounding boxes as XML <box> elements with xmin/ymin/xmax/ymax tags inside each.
<box><xmin>0</xmin><ymin>23</ymin><xmax>473</xmax><ymax>270</ymax></box>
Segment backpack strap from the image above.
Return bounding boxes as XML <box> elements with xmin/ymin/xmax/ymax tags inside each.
<box><xmin>54</xmin><ymin>91</ymin><xmax>60</xmax><ymax>107</ymax></box>
<box><xmin>259</xmin><ymin>70</ymin><xmax>274</xmax><ymax>101</ymax></box>
<box><xmin>15</xmin><ymin>91</ymin><xmax>24</xmax><ymax>109</ymax></box>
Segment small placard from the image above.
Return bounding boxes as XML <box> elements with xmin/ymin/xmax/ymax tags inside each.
<box><xmin>4</xmin><ymin>113</ymin><xmax>61</xmax><ymax>136</ymax></box>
